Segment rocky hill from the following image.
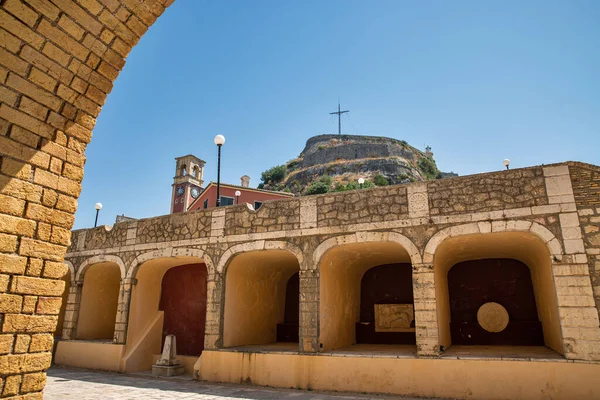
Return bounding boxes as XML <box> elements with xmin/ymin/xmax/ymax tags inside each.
<box><xmin>260</xmin><ymin>134</ymin><xmax>456</xmax><ymax>195</ymax></box>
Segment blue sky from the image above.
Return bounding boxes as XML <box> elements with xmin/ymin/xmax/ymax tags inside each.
<box><xmin>74</xmin><ymin>0</ymin><xmax>600</xmax><ymax>229</ymax></box>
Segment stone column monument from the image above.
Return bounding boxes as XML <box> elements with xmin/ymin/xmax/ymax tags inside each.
<box><xmin>152</xmin><ymin>334</ymin><xmax>185</xmax><ymax>376</ymax></box>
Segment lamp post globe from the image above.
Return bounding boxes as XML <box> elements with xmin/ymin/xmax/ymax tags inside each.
<box><xmin>214</xmin><ymin>135</ymin><xmax>226</xmax><ymax>146</ymax></box>
<box><xmin>94</xmin><ymin>202</ymin><xmax>103</xmax><ymax>227</ymax></box>
<box><xmin>358</xmin><ymin>177</ymin><xmax>365</xmax><ymax>189</ymax></box>
<box><xmin>214</xmin><ymin>135</ymin><xmax>226</xmax><ymax>207</ymax></box>
<box><xmin>235</xmin><ymin>190</ymin><xmax>241</xmax><ymax>204</ymax></box>
<box><xmin>503</xmin><ymin>159</ymin><xmax>511</xmax><ymax>170</ymax></box>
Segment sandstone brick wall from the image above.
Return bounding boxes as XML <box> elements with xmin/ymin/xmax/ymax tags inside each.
<box><xmin>0</xmin><ymin>0</ymin><xmax>174</xmax><ymax>397</ymax></box>
<box><xmin>316</xmin><ymin>185</ymin><xmax>409</xmax><ymax>227</ymax></box>
<box><xmin>571</xmin><ymin>163</ymin><xmax>600</xmax><ymax>319</ymax></box>
<box><xmin>135</xmin><ymin>210</ymin><xmax>212</xmax><ymax>243</ymax></box>
<box><xmin>223</xmin><ymin>199</ymin><xmax>301</xmax><ymax>236</ymax></box>
<box><xmin>427</xmin><ymin>167</ymin><xmax>547</xmax><ymax>215</ymax></box>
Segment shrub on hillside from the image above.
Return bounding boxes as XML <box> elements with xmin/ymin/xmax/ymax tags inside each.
<box><xmin>261</xmin><ymin>165</ymin><xmax>287</xmax><ymax>184</ymax></box>
<box><xmin>373</xmin><ymin>174</ymin><xmax>389</xmax><ymax>186</ymax></box>
<box><xmin>418</xmin><ymin>157</ymin><xmax>437</xmax><ymax>180</ymax></box>
<box><xmin>305</xmin><ymin>182</ymin><xmax>330</xmax><ymax>195</ymax></box>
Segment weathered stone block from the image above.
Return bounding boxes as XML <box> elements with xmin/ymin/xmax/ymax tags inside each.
<box><xmin>2</xmin><ymin>314</ymin><xmax>58</xmax><ymax>333</ymax></box>
<box><xmin>11</xmin><ymin>276</ymin><xmax>64</xmax><ymax>296</ymax></box>
<box><xmin>0</xmin><ymin>293</ymin><xmax>23</xmax><ymax>313</ymax></box>
<box><xmin>0</xmin><ymin>335</ymin><xmax>13</xmax><ymax>354</ymax></box>
<box><xmin>14</xmin><ymin>334</ymin><xmax>31</xmax><ymax>353</ymax></box>
<box><xmin>2</xmin><ymin>374</ymin><xmax>22</xmax><ymax>397</ymax></box>
<box><xmin>21</xmin><ymin>372</ymin><xmax>46</xmax><ymax>393</ymax></box>
<box><xmin>36</xmin><ymin>296</ymin><xmax>62</xmax><ymax>315</ymax></box>
<box><xmin>29</xmin><ymin>334</ymin><xmax>53</xmax><ymax>352</ymax></box>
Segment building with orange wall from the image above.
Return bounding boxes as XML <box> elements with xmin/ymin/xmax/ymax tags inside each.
<box><xmin>170</xmin><ymin>154</ymin><xmax>293</xmax><ymax>213</ymax></box>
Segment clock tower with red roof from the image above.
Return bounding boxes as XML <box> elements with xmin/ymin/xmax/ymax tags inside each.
<box><xmin>171</xmin><ymin>155</ymin><xmax>205</xmax><ymax>213</ymax></box>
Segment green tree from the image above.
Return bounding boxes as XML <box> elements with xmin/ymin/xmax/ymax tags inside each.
<box><xmin>261</xmin><ymin>165</ymin><xmax>287</xmax><ymax>184</ymax></box>
<box><xmin>345</xmin><ymin>181</ymin><xmax>359</xmax><ymax>190</ymax></box>
<box><xmin>418</xmin><ymin>157</ymin><xmax>437</xmax><ymax>180</ymax></box>
<box><xmin>373</xmin><ymin>174</ymin><xmax>389</xmax><ymax>186</ymax></box>
<box><xmin>305</xmin><ymin>182</ymin><xmax>330</xmax><ymax>195</ymax></box>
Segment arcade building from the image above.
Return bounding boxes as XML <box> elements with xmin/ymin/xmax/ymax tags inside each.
<box><xmin>53</xmin><ymin>161</ymin><xmax>600</xmax><ymax>400</ymax></box>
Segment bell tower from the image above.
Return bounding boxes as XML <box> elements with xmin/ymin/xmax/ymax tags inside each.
<box><xmin>171</xmin><ymin>155</ymin><xmax>205</xmax><ymax>213</ymax></box>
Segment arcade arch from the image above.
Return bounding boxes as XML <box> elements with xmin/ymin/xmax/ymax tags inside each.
<box><xmin>223</xmin><ymin>248</ymin><xmax>301</xmax><ymax>349</ymax></box>
<box><xmin>124</xmin><ymin>251</ymin><xmax>209</xmax><ymax>372</ymax></box>
<box><xmin>428</xmin><ymin>226</ymin><xmax>564</xmax><ymax>355</ymax></box>
<box><xmin>76</xmin><ymin>261</ymin><xmax>121</xmax><ymax>340</ymax></box>
<box><xmin>316</xmin><ymin>233</ymin><xmax>420</xmax><ymax>352</ymax></box>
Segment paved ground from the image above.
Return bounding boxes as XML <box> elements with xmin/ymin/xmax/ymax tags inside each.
<box><xmin>44</xmin><ymin>367</ymin><xmax>441</xmax><ymax>399</ymax></box>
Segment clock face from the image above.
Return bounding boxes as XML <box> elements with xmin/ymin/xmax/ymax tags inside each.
<box><xmin>191</xmin><ymin>187</ymin><xmax>200</xmax><ymax>199</ymax></box>
<box><xmin>176</xmin><ymin>186</ymin><xmax>185</xmax><ymax>196</ymax></box>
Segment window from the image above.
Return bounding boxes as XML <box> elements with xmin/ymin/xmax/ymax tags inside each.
<box><xmin>220</xmin><ymin>196</ymin><xmax>234</xmax><ymax>206</ymax></box>
<box><xmin>254</xmin><ymin>201</ymin><xmax>263</xmax><ymax>210</ymax></box>
<box><xmin>203</xmin><ymin>199</ymin><xmax>208</xmax><ymax>209</ymax></box>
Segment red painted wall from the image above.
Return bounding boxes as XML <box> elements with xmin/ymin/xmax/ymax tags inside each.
<box><xmin>159</xmin><ymin>263</ymin><xmax>207</xmax><ymax>356</ymax></box>
<box><xmin>448</xmin><ymin>258</ymin><xmax>543</xmax><ymax>346</ymax></box>
<box><xmin>171</xmin><ymin>185</ymin><xmax>185</xmax><ymax>214</ymax></box>
<box><xmin>188</xmin><ymin>185</ymin><xmax>292</xmax><ymax>211</ymax></box>
<box><xmin>356</xmin><ymin>263</ymin><xmax>416</xmax><ymax>345</ymax></box>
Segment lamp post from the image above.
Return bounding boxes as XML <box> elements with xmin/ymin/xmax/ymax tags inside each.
<box><xmin>358</xmin><ymin>177</ymin><xmax>365</xmax><ymax>189</ymax></box>
<box><xmin>214</xmin><ymin>135</ymin><xmax>226</xmax><ymax>207</ymax></box>
<box><xmin>235</xmin><ymin>190</ymin><xmax>241</xmax><ymax>204</ymax></box>
<box><xmin>503</xmin><ymin>159</ymin><xmax>511</xmax><ymax>170</ymax></box>
<box><xmin>94</xmin><ymin>202</ymin><xmax>102</xmax><ymax>227</ymax></box>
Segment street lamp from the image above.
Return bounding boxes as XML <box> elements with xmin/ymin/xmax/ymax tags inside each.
<box><xmin>358</xmin><ymin>177</ymin><xmax>365</xmax><ymax>189</ymax></box>
<box><xmin>214</xmin><ymin>134</ymin><xmax>226</xmax><ymax>206</ymax></box>
<box><xmin>235</xmin><ymin>190</ymin><xmax>241</xmax><ymax>204</ymax></box>
<box><xmin>503</xmin><ymin>159</ymin><xmax>511</xmax><ymax>170</ymax></box>
<box><xmin>94</xmin><ymin>202</ymin><xmax>103</xmax><ymax>227</ymax></box>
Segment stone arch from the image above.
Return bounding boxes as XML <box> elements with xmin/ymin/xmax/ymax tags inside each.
<box><xmin>423</xmin><ymin>220</ymin><xmax>565</xmax><ymax>354</ymax></box>
<box><xmin>64</xmin><ymin>260</ymin><xmax>76</xmax><ymax>282</ymax></box>
<box><xmin>313</xmin><ymin>231</ymin><xmax>422</xmax><ymax>266</ymax></box>
<box><xmin>76</xmin><ymin>254</ymin><xmax>126</xmax><ymax>282</ymax></box>
<box><xmin>0</xmin><ymin>1</ymin><xmax>190</xmax><ymax>396</ymax></box>
<box><xmin>127</xmin><ymin>247</ymin><xmax>215</xmax><ymax>279</ymax></box>
<box><xmin>315</xmin><ymin>231</ymin><xmax>421</xmax><ymax>351</ymax></box>
<box><xmin>217</xmin><ymin>240</ymin><xmax>304</xmax><ymax>273</ymax></box>
<box><xmin>220</xmin><ymin>240</ymin><xmax>303</xmax><ymax>348</ymax></box>
<box><xmin>423</xmin><ymin>221</ymin><xmax>564</xmax><ymax>264</ymax></box>
<box><xmin>123</xmin><ymin>246</ymin><xmax>213</xmax><ymax>370</ymax></box>
<box><xmin>75</xmin><ymin>255</ymin><xmax>123</xmax><ymax>340</ymax></box>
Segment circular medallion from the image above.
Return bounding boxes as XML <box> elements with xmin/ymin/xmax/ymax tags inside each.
<box><xmin>477</xmin><ymin>302</ymin><xmax>509</xmax><ymax>333</ymax></box>
<box><xmin>409</xmin><ymin>192</ymin><xmax>428</xmax><ymax>211</ymax></box>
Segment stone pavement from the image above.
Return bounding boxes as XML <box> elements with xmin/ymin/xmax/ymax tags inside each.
<box><xmin>43</xmin><ymin>367</ymin><xmax>441</xmax><ymax>399</ymax></box>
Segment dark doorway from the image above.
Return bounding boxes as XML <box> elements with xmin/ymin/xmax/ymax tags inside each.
<box><xmin>356</xmin><ymin>263</ymin><xmax>415</xmax><ymax>345</ymax></box>
<box><xmin>277</xmin><ymin>272</ymin><xmax>299</xmax><ymax>342</ymax></box>
<box><xmin>159</xmin><ymin>263</ymin><xmax>208</xmax><ymax>356</ymax></box>
<box><xmin>448</xmin><ymin>258</ymin><xmax>543</xmax><ymax>346</ymax></box>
